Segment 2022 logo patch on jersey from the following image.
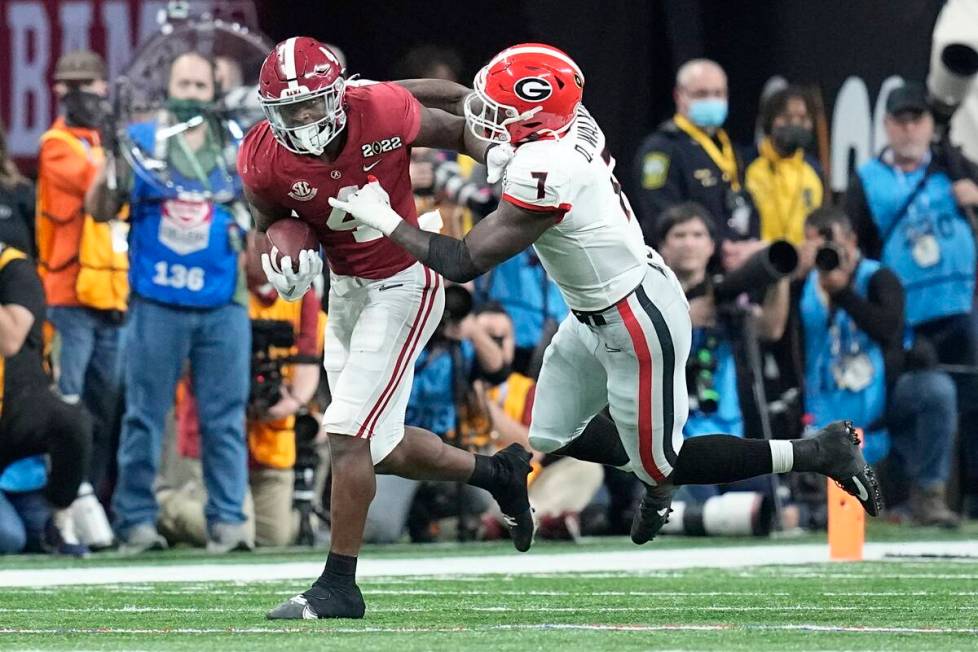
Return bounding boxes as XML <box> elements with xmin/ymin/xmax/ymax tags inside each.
<box><xmin>361</xmin><ymin>136</ymin><xmax>403</xmax><ymax>158</ymax></box>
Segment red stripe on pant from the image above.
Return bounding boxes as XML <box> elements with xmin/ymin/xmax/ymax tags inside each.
<box><xmin>617</xmin><ymin>298</ymin><xmax>668</xmax><ymax>484</ymax></box>
<box><xmin>355</xmin><ymin>268</ymin><xmax>436</xmax><ymax>439</ymax></box>
<box><xmin>362</xmin><ymin>271</ymin><xmax>442</xmax><ymax>438</ymax></box>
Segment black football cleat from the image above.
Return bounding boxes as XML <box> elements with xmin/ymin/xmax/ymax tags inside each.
<box><xmin>813</xmin><ymin>420</ymin><xmax>883</xmax><ymax>517</ymax></box>
<box><xmin>266</xmin><ymin>582</ymin><xmax>365</xmax><ymax>620</ymax></box>
<box><xmin>489</xmin><ymin>443</ymin><xmax>536</xmax><ymax>552</ymax></box>
<box><xmin>630</xmin><ymin>482</ymin><xmax>674</xmax><ymax>545</ymax></box>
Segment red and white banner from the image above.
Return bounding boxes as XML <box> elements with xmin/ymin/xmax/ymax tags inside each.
<box><xmin>0</xmin><ymin>0</ymin><xmax>258</xmax><ymax>169</ymax></box>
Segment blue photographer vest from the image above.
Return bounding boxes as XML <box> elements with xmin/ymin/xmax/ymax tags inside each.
<box><xmin>684</xmin><ymin>328</ymin><xmax>743</xmax><ymax>438</ymax></box>
<box><xmin>858</xmin><ymin>156</ymin><xmax>975</xmax><ymax>327</ymax></box>
<box><xmin>127</xmin><ymin>121</ymin><xmax>242</xmax><ymax>308</ymax></box>
<box><xmin>801</xmin><ymin>258</ymin><xmax>889</xmax><ymax>464</ymax></box>
<box><xmin>405</xmin><ymin>341</ymin><xmax>476</xmax><ymax>437</ymax></box>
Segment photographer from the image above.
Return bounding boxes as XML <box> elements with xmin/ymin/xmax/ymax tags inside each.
<box><xmin>87</xmin><ymin>51</ymin><xmax>251</xmax><ymax>553</ymax></box>
<box><xmin>36</xmin><ymin>51</ymin><xmax>127</xmax><ymax>502</ymax></box>
<box><xmin>161</xmin><ymin>234</ymin><xmax>323</xmax><ymax>548</ymax></box>
<box><xmin>846</xmin><ymin>82</ymin><xmax>978</xmax><ymax>517</ymax></box>
<box><xmin>656</xmin><ymin>203</ymin><xmax>788</xmax><ymax>508</ymax></box>
<box><xmin>0</xmin><ymin>242</ymin><xmax>92</xmax><ymax>555</ymax></box>
<box><xmin>799</xmin><ymin>207</ymin><xmax>958</xmax><ymax>526</ymax></box>
<box><xmin>364</xmin><ymin>283</ymin><xmax>507</xmax><ymax>543</ymax></box>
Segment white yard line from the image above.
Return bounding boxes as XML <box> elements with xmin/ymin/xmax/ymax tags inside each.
<box><xmin>2</xmin><ymin>623</ymin><xmax>977</xmax><ymax>635</ymax></box>
<box><xmin>0</xmin><ymin>540</ymin><xmax>976</xmax><ymax>588</ymax></box>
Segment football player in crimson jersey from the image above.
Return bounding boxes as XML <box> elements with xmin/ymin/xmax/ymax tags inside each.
<box><xmin>239</xmin><ymin>37</ymin><xmax>534</xmax><ymax>621</ymax></box>
<box><xmin>333</xmin><ymin>43</ymin><xmax>883</xmax><ymax>547</ymax></box>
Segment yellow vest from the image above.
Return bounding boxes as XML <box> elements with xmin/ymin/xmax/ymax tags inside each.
<box><xmin>36</xmin><ymin>126</ymin><xmax>129</xmax><ymax>311</ymax></box>
<box><xmin>745</xmin><ymin>138</ymin><xmax>824</xmax><ymax>245</ymax></box>
<box><xmin>0</xmin><ymin>245</ymin><xmax>28</xmax><ymax>418</ymax></box>
<box><xmin>247</xmin><ymin>294</ymin><xmax>326</xmax><ymax>469</ymax></box>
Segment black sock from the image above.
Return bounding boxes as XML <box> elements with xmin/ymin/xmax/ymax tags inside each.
<box><xmin>316</xmin><ymin>551</ymin><xmax>357</xmax><ymax>588</ymax></box>
<box><xmin>671</xmin><ymin>435</ymin><xmax>773</xmax><ymax>485</ymax></box>
<box><xmin>552</xmin><ymin>413</ymin><xmax>630</xmax><ymax>467</ymax></box>
<box><xmin>467</xmin><ymin>454</ymin><xmax>499</xmax><ymax>491</ymax></box>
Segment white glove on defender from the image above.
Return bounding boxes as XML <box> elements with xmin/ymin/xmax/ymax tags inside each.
<box><xmin>327</xmin><ymin>179</ymin><xmax>403</xmax><ymax>236</ymax></box>
<box><xmin>261</xmin><ymin>248</ymin><xmax>323</xmax><ymax>302</ymax></box>
<box><xmin>486</xmin><ymin>143</ymin><xmax>515</xmax><ymax>184</ymax></box>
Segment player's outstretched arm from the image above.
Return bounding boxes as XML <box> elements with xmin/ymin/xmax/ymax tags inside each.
<box><xmin>329</xmin><ymin>183</ymin><xmax>559</xmax><ymax>283</ymax></box>
<box><xmin>395</xmin><ymin>79</ymin><xmax>470</xmax><ymax>116</ymax></box>
<box><xmin>413</xmin><ymin>106</ymin><xmax>490</xmax><ymax>164</ymax></box>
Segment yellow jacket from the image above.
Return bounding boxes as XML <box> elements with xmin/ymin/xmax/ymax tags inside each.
<box><xmin>745</xmin><ymin>138</ymin><xmax>824</xmax><ymax>245</ymax></box>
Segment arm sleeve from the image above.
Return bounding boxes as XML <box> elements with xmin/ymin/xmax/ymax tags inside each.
<box><xmin>845</xmin><ymin>173</ymin><xmax>883</xmax><ymax>260</ymax></box>
<box><xmin>830</xmin><ymin>267</ymin><xmax>904</xmax><ymax>346</ymax></box>
<box><xmin>0</xmin><ymin>258</ymin><xmax>46</xmax><ymax>321</ymax></box>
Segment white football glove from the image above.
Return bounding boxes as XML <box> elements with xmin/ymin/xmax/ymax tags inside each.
<box><xmin>486</xmin><ymin>143</ymin><xmax>515</xmax><ymax>184</ymax></box>
<box><xmin>327</xmin><ymin>179</ymin><xmax>402</xmax><ymax>236</ymax></box>
<box><xmin>417</xmin><ymin>209</ymin><xmax>444</xmax><ymax>232</ymax></box>
<box><xmin>260</xmin><ymin>247</ymin><xmax>323</xmax><ymax>302</ymax></box>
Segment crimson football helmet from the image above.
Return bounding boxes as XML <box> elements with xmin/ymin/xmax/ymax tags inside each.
<box><xmin>258</xmin><ymin>36</ymin><xmax>346</xmax><ymax>155</ymax></box>
<box><xmin>465</xmin><ymin>43</ymin><xmax>585</xmax><ymax>145</ymax></box>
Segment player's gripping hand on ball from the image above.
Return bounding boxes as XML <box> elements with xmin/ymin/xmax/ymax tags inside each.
<box><xmin>260</xmin><ymin>248</ymin><xmax>323</xmax><ymax>302</ymax></box>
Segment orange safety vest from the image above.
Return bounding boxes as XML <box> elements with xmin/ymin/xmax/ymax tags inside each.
<box><xmin>36</xmin><ymin>119</ymin><xmax>129</xmax><ymax>311</ymax></box>
<box><xmin>247</xmin><ymin>293</ymin><xmax>325</xmax><ymax>469</ymax></box>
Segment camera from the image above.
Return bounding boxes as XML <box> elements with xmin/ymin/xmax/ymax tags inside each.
<box><xmin>687</xmin><ymin>331</ymin><xmax>721</xmax><ymax>414</ymax></box>
<box><xmin>815</xmin><ymin>226</ymin><xmax>846</xmax><ymax>272</ymax></box>
<box><xmin>293</xmin><ymin>411</ymin><xmax>324</xmax><ymax>546</ymax></box>
<box><xmin>249</xmin><ymin>319</ymin><xmax>295</xmax><ymax>413</ymax></box>
<box><xmin>713</xmin><ymin>240</ymin><xmax>798</xmax><ymax>303</ymax></box>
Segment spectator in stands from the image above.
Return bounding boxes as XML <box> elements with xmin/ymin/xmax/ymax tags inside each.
<box><xmin>657</xmin><ymin>203</ymin><xmax>787</xmax><ymax>505</ymax></box>
<box><xmin>87</xmin><ymin>51</ymin><xmax>251</xmax><ymax>552</ymax></box>
<box><xmin>159</xmin><ymin>234</ymin><xmax>324</xmax><ymax>548</ymax></box>
<box><xmin>0</xmin><ymin>122</ymin><xmax>35</xmax><ymax>256</ymax></box>
<box><xmin>36</xmin><ymin>51</ymin><xmax>127</xmax><ymax>502</ymax></box>
<box><xmin>363</xmin><ymin>286</ymin><xmax>506</xmax><ymax>543</ymax></box>
<box><xmin>474</xmin><ymin>249</ymin><xmax>568</xmax><ymax>378</ymax></box>
<box><xmin>0</xmin><ymin>241</ymin><xmax>92</xmax><ymax>555</ymax></box>
<box><xmin>633</xmin><ymin>59</ymin><xmax>759</xmax><ymax>259</ymax></box>
<box><xmin>746</xmin><ymin>86</ymin><xmax>824</xmax><ymax>245</ymax></box>
<box><xmin>846</xmin><ymin>81</ymin><xmax>978</xmax><ymax>518</ymax></box>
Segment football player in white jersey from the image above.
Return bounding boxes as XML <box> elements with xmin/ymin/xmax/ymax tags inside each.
<box><xmin>333</xmin><ymin>43</ymin><xmax>883</xmax><ymax>547</ymax></box>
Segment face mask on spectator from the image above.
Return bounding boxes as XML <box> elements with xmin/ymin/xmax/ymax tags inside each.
<box><xmin>165</xmin><ymin>98</ymin><xmax>213</xmax><ymax>123</ymax></box>
<box><xmin>687</xmin><ymin>98</ymin><xmax>728</xmax><ymax>128</ymax></box>
<box><xmin>771</xmin><ymin>124</ymin><xmax>813</xmax><ymax>153</ymax></box>
<box><xmin>63</xmin><ymin>89</ymin><xmax>106</xmax><ymax>128</ymax></box>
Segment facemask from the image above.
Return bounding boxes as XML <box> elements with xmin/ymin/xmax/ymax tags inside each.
<box><xmin>165</xmin><ymin>98</ymin><xmax>213</xmax><ymax>124</ymax></box>
<box><xmin>291</xmin><ymin>123</ymin><xmax>327</xmax><ymax>156</ymax></box>
<box><xmin>63</xmin><ymin>90</ymin><xmax>107</xmax><ymax>128</ymax></box>
<box><xmin>687</xmin><ymin>98</ymin><xmax>728</xmax><ymax>129</ymax></box>
<box><xmin>771</xmin><ymin>125</ymin><xmax>813</xmax><ymax>153</ymax></box>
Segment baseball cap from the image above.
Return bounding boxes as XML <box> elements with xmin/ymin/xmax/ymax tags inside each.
<box><xmin>886</xmin><ymin>81</ymin><xmax>930</xmax><ymax>115</ymax></box>
<box><xmin>54</xmin><ymin>50</ymin><xmax>107</xmax><ymax>82</ymax></box>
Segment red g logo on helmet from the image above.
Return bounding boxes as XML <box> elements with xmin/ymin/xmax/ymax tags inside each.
<box><xmin>465</xmin><ymin>43</ymin><xmax>584</xmax><ymax>145</ymax></box>
<box><xmin>514</xmin><ymin>77</ymin><xmax>553</xmax><ymax>102</ymax></box>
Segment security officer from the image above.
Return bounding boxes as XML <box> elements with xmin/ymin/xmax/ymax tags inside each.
<box><xmin>633</xmin><ymin>59</ymin><xmax>759</xmax><ymax>251</ymax></box>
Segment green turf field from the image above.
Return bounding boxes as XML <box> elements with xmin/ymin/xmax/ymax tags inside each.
<box><xmin>2</xmin><ymin>539</ymin><xmax>978</xmax><ymax>650</ymax></box>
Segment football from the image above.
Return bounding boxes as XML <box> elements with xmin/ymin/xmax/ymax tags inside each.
<box><xmin>264</xmin><ymin>218</ymin><xmax>320</xmax><ymax>274</ymax></box>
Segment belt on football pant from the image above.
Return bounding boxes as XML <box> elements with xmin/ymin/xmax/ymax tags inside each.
<box><xmin>571</xmin><ymin>254</ymin><xmax>667</xmax><ymax>327</ymax></box>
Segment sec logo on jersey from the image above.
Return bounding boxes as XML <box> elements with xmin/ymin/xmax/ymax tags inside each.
<box><xmin>514</xmin><ymin>77</ymin><xmax>553</xmax><ymax>102</ymax></box>
<box><xmin>288</xmin><ymin>180</ymin><xmax>318</xmax><ymax>201</ymax></box>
